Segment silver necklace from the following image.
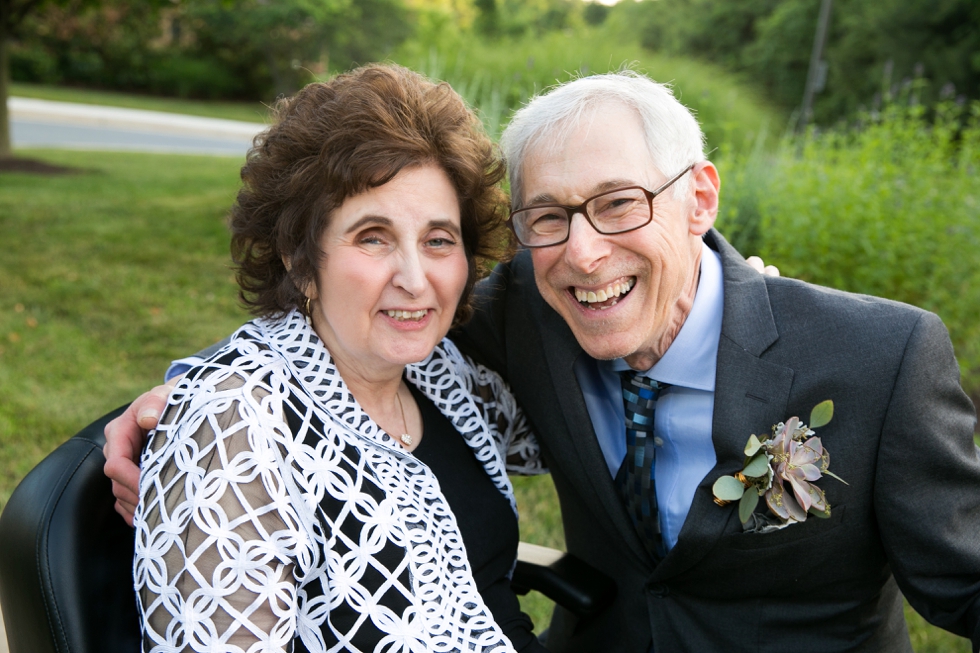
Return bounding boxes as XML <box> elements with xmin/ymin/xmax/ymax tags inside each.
<box><xmin>394</xmin><ymin>390</ymin><xmax>413</xmax><ymax>446</ymax></box>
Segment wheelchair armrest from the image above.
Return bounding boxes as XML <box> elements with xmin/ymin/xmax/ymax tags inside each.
<box><xmin>511</xmin><ymin>542</ymin><xmax>616</xmax><ymax>620</ymax></box>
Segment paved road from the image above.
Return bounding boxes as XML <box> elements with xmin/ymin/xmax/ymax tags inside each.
<box><xmin>9</xmin><ymin>97</ymin><xmax>265</xmax><ymax>156</ymax></box>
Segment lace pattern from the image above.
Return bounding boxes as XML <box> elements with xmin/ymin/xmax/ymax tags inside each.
<box><xmin>134</xmin><ymin>310</ymin><xmax>544</xmax><ymax>653</ymax></box>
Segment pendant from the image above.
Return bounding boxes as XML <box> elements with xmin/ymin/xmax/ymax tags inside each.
<box><xmin>400</xmin><ymin>433</ymin><xmax>413</xmax><ymax>446</ymax></box>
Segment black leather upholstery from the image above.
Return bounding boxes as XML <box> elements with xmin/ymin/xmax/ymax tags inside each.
<box><xmin>512</xmin><ymin>543</ymin><xmax>616</xmax><ymax>620</ymax></box>
<box><xmin>0</xmin><ymin>406</ymin><xmax>140</xmax><ymax>653</ymax></box>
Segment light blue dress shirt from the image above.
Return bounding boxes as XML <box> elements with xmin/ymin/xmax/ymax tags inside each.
<box><xmin>573</xmin><ymin>242</ymin><xmax>723</xmax><ymax>551</ymax></box>
<box><xmin>166</xmin><ymin>357</ymin><xmax>202</xmax><ymax>381</ymax></box>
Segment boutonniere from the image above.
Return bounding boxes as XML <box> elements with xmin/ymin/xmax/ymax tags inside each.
<box><xmin>712</xmin><ymin>400</ymin><xmax>847</xmax><ymax>533</ymax></box>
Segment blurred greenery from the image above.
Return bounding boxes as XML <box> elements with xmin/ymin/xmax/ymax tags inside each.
<box><xmin>715</xmin><ymin>94</ymin><xmax>980</xmax><ymax>400</ymax></box>
<box><xmin>11</xmin><ymin>23</ymin><xmax>783</xmax><ymax>151</ymax></box>
<box><xmin>398</xmin><ymin>27</ymin><xmax>781</xmax><ymax>146</ymax></box>
<box><xmin>10</xmin><ymin>0</ymin><xmax>979</xmax><ymax>126</ymax></box>
<box><xmin>614</xmin><ymin>0</ymin><xmax>980</xmax><ymax>124</ymax></box>
<box><xmin>10</xmin><ymin>1</ymin><xmax>783</xmax><ymax>148</ymax></box>
<box><xmin>9</xmin><ymin>0</ymin><xmax>408</xmax><ymax>100</ymax></box>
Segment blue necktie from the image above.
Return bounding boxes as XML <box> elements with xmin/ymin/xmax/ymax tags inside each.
<box><xmin>616</xmin><ymin>371</ymin><xmax>666</xmax><ymax>560</ymax></box>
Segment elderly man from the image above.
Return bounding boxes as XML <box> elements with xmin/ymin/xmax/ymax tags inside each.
<box><xmin>105</xmin><ymin>72</ymin><xmax>980</xmax><ymax>652</ymax></box>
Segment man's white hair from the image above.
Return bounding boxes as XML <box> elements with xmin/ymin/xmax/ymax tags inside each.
<box><xmin>501</xmin><ymin>70</ymin><xmax>706</xmax><ymax>208</ymax></box>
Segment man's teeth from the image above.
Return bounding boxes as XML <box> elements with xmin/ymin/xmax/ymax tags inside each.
<box><xmin>385</xmin><ymin>310</ymin><xmax>427</xmax><ymax>321</ymax></box>
<box><xmin>574</xmin><ymin>279</ymin><xmax>635</xmax><ymax>305</ymax></box>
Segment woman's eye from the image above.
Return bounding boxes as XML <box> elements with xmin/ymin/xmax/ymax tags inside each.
<box><xmin>357</xmin><ymin>231</ymin><xmax>388</xmax><ymax>246</ymax></box>
<box><xmin>425</xmin><ymin>233</ymin><xmax>457</xmax><ymax>249</ymax></box>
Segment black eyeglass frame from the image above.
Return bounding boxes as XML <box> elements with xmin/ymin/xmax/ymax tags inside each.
<box><xmin>508</xmin><ymin>163</ymin><xmax>696</xmax><ymax>248</ymax></box>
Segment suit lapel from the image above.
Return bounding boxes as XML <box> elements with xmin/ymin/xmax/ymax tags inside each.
<box><xmin>653</xmin><ymin>230</ymin><xmax>795</xmax><ymax>580</ymax></box>
<box><xmin>530</xmin><ymin>291</ymin><xmax>654</xmax><ymax>565</ymax></box>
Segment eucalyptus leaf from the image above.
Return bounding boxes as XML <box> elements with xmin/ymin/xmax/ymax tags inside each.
<box><xmin>809</xmin><ymin>400</ymin><xmax>834</xmax><ymax>429</ymax></box>
<box><xmin>738</xmin><ymin>488</ymin><xmax>759</xmax><ymax>524</ymax></box>
<box><xmin>712</xmin><ymin>475</ymin><xmax>745</xmax><ymax>501</ymax></box>
<box><xmin>742</xmin><ymin>453</ymin><xmax>770</xmax><ymax>478</ymax></box>
<box><xmin>744</xmin><ymin>434</ymin><xmax>762</xmax><ymax>457</ymax></box>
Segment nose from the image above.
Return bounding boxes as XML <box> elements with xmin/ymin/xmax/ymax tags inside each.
<box><xmin>562</xmin><ymin>211</ymin><xmax>611</xmax><ymax>274</ymax></box>
<box><xmin>392</xmin><ymin>248</ymin><xmax>428</xmax><ymax>297</ymax></box>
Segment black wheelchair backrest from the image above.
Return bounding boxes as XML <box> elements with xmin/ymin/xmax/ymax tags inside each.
<box><xmin>0</xmin><ymin>406</ymin><xmax>141</xmax><ymax>653</ymax></box>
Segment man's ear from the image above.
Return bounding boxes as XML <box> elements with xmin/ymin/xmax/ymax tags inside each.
<box><xmin>688</xmin><ymin>161</ymin><xmax>720</xmax><ymax>237</ymax></box>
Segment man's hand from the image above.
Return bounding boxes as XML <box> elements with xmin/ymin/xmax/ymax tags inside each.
<box><xmin>747</xmin><ymin>255</ymin><xmax>780</xmax><ymax>277</ymax></box>
<box><xmin>103</xmin><ymin>376</ymin><xmax>180</xmax><ymax>526</ymax></box>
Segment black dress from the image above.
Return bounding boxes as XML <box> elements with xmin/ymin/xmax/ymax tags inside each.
<box><xmin>409</xmin><ymin>384</ymin><xmax>548</xmax><ymax>653</ymax></box>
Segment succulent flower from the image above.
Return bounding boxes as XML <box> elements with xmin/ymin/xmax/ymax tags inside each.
<box><xmin>764</xmin><ymin>417</ymin><xmax>830</xmax><ymax>521</ymax></box>
<box><xmin>711</xmin><ymin>400</ymin><xmax>844</xmax><ymax>531</ymax></box>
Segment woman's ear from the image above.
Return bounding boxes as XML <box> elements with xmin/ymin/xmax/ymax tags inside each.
<box><xmin>688</xmin><ymin>161</ymin><xmax>720</xmax><ymax>237</ymax></box>
<box><xmin>283</xmin><ymin>255</ymin><xmax>318</xmax><ymax>301</ymax></box>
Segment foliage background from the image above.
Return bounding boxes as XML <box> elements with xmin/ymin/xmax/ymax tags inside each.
<box><xmin>615</xmin><ymin>0</ymin><xmax>980</xmax><ymax>124</ymax></box>
<box><xmin>13</xmin><ymin>0</ymin><xmax>979</xmax><ymax>124</ymax></box>
<box><xmin>714</xmin><ymin>96</ymin><xmax>980</xmax><ymax>399</ymax></box>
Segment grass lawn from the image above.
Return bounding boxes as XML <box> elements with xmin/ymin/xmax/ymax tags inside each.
<box><xmin>0</xmin><ymin>149</ymin><xmax>248</xmax><ymax>504</ymax></box>
<box><xmin>0</xmin><ymin>149</ymin><xmax>970</xmax><ymax>650</ymax></box>
<box><xmin>10</xmin><ymin>81</ymin><xmax>271</xmax><ymax>123</ymax></box>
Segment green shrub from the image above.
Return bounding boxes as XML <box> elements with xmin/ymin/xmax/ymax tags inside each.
<box><xmin>143</xmin><ymin>54</ymin><xmax>247</xmax><ymax>100</ymax></box>
<box><xmin>716</xmin><ymin>99</ymin><xmax>980</xmax><ymax>394</ymax></box>
<box><xmin>11</xmin><ymin>0</ymin><xmax>413</xmax><ymax>102</ymax></box>
<box><xmin>9</xmin><ymin>42</ymin><xmax>61</xmax><ymax>84</ymax></box>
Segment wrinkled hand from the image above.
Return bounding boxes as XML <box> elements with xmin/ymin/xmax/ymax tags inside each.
<box><xmin>746</xmin><ymin>255</ymin><xmax>780</xmax><ymax>277</ymax></box>
<box><xmin>103</xmin><ymin>376</ymin><xmax>180</xmax><ymax>526</ymax></box>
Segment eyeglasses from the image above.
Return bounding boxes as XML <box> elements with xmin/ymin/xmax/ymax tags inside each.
<box><xmin>509</xmin><ymin>164</ymin><xmax>695</xmax><ymax>248</ymax></box>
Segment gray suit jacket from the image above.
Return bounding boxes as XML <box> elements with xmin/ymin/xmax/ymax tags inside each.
<box><xmin>453</xmin><ymin>229</ymin><xmax>980</xmax><ymax>652</ymax></box>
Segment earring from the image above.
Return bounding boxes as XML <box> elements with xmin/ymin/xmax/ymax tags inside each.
<box><xmin>304</xmin><ymin>296</ymin><xmax>312</xmax><ymax>317</ymax></box>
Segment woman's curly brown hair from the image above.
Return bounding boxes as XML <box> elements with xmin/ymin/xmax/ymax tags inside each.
<box><xmin>230</xmin><ymin>63</ymin><xmax>512</xmax><ymax>325</ymax></box>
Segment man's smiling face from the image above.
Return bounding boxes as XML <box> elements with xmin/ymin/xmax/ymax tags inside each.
<box><xmin>520</xmin><ymin>102</ymin><xmax>716</xmax><ymax>369</ymax></box>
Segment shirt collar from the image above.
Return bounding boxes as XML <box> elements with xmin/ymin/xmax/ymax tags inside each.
<box><xmin>606</xmin><ymin>241</ymin><xmax>724</xmax><ymax>391</ymax></box>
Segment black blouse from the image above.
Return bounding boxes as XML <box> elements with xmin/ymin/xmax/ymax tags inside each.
<box><xmin>409</xmin><ymin>384</ymin><xmax>548</xmax><ymax>653</ymax></box>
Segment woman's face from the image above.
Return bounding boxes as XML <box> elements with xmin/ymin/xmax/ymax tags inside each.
<box><xmin>309</xmin><ymin>164</ymin><xmax>469</xmax><ymax>381</ymax></box>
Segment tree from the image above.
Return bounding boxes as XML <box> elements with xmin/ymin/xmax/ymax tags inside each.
<box><xmin>613</xmin><ymin>0</ymin><xmax>980</xmax><ymax>124</ymax></box>
<box><xmin>1</xmin><ymin>0</ymin><xmax>59</xmax><ymax>158</ymax></box>
<box><xmin>11</xmin><ymin>0</ymin><xmax>419</xmax><ymax>103</ymax></box>
<box><xmin>180</xmin><ymin>0</ymin><xmax>352</xmax><ymax>99</ymax></box>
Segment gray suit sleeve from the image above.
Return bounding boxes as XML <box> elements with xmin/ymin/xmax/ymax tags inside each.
<box><xmin>874</xmin><ymin>311</ymin><xmax>980</xmax><ymax>646</ymax></box>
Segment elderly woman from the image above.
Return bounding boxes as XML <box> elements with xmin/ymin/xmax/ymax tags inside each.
<box><xmin>133</xmin><ymin>64</ymin><xmax>546</xmax><ymax>653</ymax></box>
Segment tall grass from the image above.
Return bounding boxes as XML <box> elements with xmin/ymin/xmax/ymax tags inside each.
<box><xmin>716</xmin><ymin>99</ymin><xmax>980</xmax><ymax>397</ymax></box>
<box><xmin>395</xmin><ymin>27</ymin><xmax>782</xmax><ymax>147</ymax></box>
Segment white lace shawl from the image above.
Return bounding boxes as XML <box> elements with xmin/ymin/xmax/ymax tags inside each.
<box><xmin>133</xmin><ymin>310</ymin><xmax>545</xmax><ymax>653</ymax></box>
